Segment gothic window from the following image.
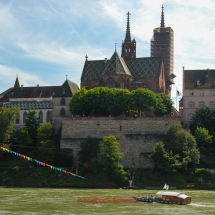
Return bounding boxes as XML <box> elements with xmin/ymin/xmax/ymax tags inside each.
<box><xmin>210</xmin><ymin>101</ymin><xmax>215</xmax><ymax>108</ymax></box>
<box><xmin>23</xmin><ymin>111</ymin><xmax>27</xmax><ymax>124</ymax></box>
<box><xmin>60</xmin><ymin>108</ymin><xmax>66</xmax><ymax>117</ymax></box>
<box><xmin>200</xmin><ymin>90</ymin><xmax>204</xmax><ymax>96</ymax></box>
<box><xmin>188</xmin><ymin>102</ymin><xmax>195</xmax><ymax>108</ymax></box>
<box><xmin>60</xmin><ymin>98</ymin><xmax>66</xmax><ymax>105</ymax></box>
<box><xmin>39</xmin><ymin>111</ymin><xmax>43</xmax><ymax>123</ymax></box>
<box><xmin>199</xmin><ymin>101</ymin><xmax>205</xmax><ymax>108</ymax></box>
<box><xmin>107</xmin><ymin>78</ymin><xmax>116</xmax><ymax>88</ymax></box>
<box><xmin>47</xmin><ymin>111</ymin><xmax>51</xmax><ymax>122</ymax></box>
<box><xmin>118</xmin><ymin>78</ymin><xmax>124</xmax><ymax>89</ymax></box>
<box><xmin>211</xmin><ymin>90</ymin><xmax>214</xmax><ymax>96</ymax></box>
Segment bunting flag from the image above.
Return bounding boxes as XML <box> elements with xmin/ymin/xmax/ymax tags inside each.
<box><xmin>0</xmin><ymin>146</ymin><xmax>85</xmax><ymax>179</ymax></box>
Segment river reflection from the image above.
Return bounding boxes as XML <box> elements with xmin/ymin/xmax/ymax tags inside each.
<box><xmin>0</xmin><ymin>187</ymin><xmax>215</xmax><ymax>215</ymax></box>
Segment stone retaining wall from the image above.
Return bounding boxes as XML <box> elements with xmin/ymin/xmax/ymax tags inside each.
<box><xmin>60</xmin><ymin>116</ymin><xmax>181</xmax><ymax>168</ymax></box>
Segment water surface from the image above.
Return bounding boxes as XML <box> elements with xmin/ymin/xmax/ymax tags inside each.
<box><xmin>0</xmin><ymin>187</ymin><xmax>214</xmax><ymax>215</ymax></box>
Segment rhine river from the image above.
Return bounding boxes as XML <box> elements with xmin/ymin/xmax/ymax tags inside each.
<box><xmin>0</xmin><ymin>187</ymin><xmax>215</xmax><ymax>215</ymax></box>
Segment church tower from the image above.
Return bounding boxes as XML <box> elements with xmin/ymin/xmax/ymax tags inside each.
<box><xmin>121</xmin><ymin>12</ymin><xmax>136</xmax><ymax>59</ymax></box>
<box><xmin>150</xmin><ymin>6</ymin><xmax>174</xmax><ymax>94</ymax></box>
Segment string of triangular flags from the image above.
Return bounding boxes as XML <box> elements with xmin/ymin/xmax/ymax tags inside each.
<box><xmin>0</xmin><ymin>146</ymin><xmax>85</xmax><ymax>179</ymax></box>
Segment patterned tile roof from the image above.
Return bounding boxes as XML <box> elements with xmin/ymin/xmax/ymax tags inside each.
<box><xmin>125</xmin><ymin>57</ymin><xmax>161</xmax><ymax>78</ymax></box>
<box><xmin>184</xmin><ymin>69</ymin><xmax>215</xmax><ymax>89</ymax></box>
<box><xmin>81</xmin><ymin>52</ymin><xmax>162</xmax><ymax>82</ymax></box>
<box><xmin>81</xmin><ymin>60</ymin><xmax>107</xmax><ymax>81</ymax></box>
<box><xmin>101</xmin><ymin>51</ymin><xmax>132</xmax><ymax>76</ymax></box>
<box><xmin>3</xmin><ymin>101</ymin><xmax>52</xmax><ymax>110</ymax></box>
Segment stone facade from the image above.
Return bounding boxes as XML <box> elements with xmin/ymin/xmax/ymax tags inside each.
<box><xmin>60</xmin><ymin>116</ymin><xmax>180</xmax><ymax>168</ymax></box>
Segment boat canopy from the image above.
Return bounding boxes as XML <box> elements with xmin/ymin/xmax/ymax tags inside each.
<box><xmin>156</xmin><ymin>191</ymin><xmax>190</xmax><ymax>199</ymax></box>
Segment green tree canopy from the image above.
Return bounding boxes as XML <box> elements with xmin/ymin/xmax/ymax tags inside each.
<box><xmin>154</xmin><ymin>93</ymin><xmax>173</xmax><ymax>116</ymax></box>
<box><xmin>130</xmin><ymin>88</ymin><xmax>157</xmax><ymax>115</ymax></box>
<box><xmin>150</xmin><ymin>123</ymin><xmax>200</xmax><ymax>172</ymax></box>
<box><xmin>37</xmin><ymin>121</ymin><xmax>53</xmax><ymax>145</ymax></box>
<box><xmin>25</xmin><ymin>110</ymin><xmax>39</xmax><ymax>144</ymax></box>
<box><xmin>98</xmin><ymin>135</ymin><xmax>127</xmax><ymax>183</ymax></box>
<box><xmin>189</xmin><ymin>107</ymin><xmax>215</xmax><ymax>150</ymax></box>
<box><xmin>0</xmin><ymin>107</ymin><xmax>19</xmax><ymax>144</ymax></box>
<box><xmin>195</xmin><ymin>126</ymin><xmax>213</xmax><ymax>152</ymax></box>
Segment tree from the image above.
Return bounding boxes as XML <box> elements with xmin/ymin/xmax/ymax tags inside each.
<box><xmin>98</xmin><ymin>135</ymin><xmax>127</xmax><ymax>183</ymax></box>
<box><xmin>195</xmin><ymin>126</ymin><xmax>213</xmax><ymax>153</ymax></box>
<box><xmin>189</xmin><ymin>107</ymin><xmax>215</xmax><ymax>150</ymax></box>
<box><xmin>149</xmin><ymin>123</ymin><xmax>200</xmax><ymax>172</ymax></box>
<box><xmin>154</xmin><ymin>93</ymin><xmax>173</xmax><ymax>116</ymax></box>
<box><xmin>68</xmin><ymin>88</ymin><xmax>88</xmax><ymax>115</ymax></box>
<box><xmin>25</xmin><ymin>110</ymin><xmax>39</xmax><ymax>144</ymax></box>
<box><xmin>78</xmin><ymin>137</ymin><xmax>100</xmax><ymax>167</ymax></box>
<box><xmin>37</xmin><ymin>121</ymin><xmax>53</xmax><ymax>145</ymax></box>
<box><xmin>149</xmin><ymin>141</ymin><xmax>180</xmax><ymax>172</ymax></box>
<box><xmin>130</xmin><ymin>88</ymin><xmax>157</xmax><ymax>116</ymax></box>
<box><xmin>0</xmin><ymin>107</ymin><xmax>19</xmax><ymax>144</ymax></box>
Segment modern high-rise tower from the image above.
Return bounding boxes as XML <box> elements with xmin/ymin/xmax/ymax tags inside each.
<box><xmin>121</xmin><ymin>12</ymin><xmax>136</xmax><ymax>59</ymax></box>
<box><xmin>150</xmin><ymin>6</ymin><xmax>175</xmax><ymax>94</ymax></box>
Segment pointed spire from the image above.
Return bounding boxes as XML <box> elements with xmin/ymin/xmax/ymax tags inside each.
<box><xmin>85</xmin><ymin>54</ymin><xmax>88</xmax><ymax>61</ymax></box>
<box><xmin>160</xmin><ymin>5</ymin><xmax>165</xmax><ymax>27</ymax></box>
<box><xmin>14</xmin><ymin>74</ymin><xmax>20</xmax><ymax>88</ymax></box>
<box><xmin>125</xmin><ymin>12</ymin><xmax>131</xmax><ymax>42</ymax></box>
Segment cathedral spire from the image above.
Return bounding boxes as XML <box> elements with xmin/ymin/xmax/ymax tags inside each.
<box><xmin>160</xmin><ymin>5</ymin><xmax>165</xmax><ymax>27</ymax></box>
<box><xmin>125</xmin><ymin>12</ymin><xmax>131</xmax><ymax>42</ymax></box>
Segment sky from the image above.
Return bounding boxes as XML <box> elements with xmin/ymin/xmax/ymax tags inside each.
<box><xmin>1</xmin><ymin>0</ymin><xmax>215</xmax><ymax>108</ymax></box>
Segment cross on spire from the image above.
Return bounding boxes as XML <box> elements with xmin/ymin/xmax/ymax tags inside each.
<box><xmin>160</xmin><ymin>5</ymin><xmax>165</xmax><ymax>27</ymax></box>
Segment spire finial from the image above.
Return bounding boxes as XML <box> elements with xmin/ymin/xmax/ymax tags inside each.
<box><xmin>160</xmin><ymin>5</ymin><xmax>165</xmax><ymax>27</ymax></box>
<box><xmin>115</xmin><ymin>40</ymin><xmax>117</xmax><ymax>51</ymax></box>
<box><xmin>85</xmin><ymin>54</ymin><xmax>88</xmax><ymax>61</ymax></box>
<box><xmin>66</xmin><ymin>75</ymin><xmax>68</xmax><ymax>80</ymax></box>
<box><xmin>125</xmin><ymin>11</ymin><xmax>131</xmax><ymax>42</ymax></box>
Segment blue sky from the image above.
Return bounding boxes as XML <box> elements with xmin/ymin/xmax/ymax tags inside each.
<box><xmin>1</xmin><ymin>0</ymin><xmax>215</xmax><ymax>107</ymax></box>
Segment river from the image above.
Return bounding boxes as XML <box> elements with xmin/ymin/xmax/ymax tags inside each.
<box><xmin>0</xmin><ymin>187</ymin><xmax>214</xmax><ymax>215</ymax></box>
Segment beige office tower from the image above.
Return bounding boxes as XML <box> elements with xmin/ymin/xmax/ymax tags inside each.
<box><xmin>150</xmin><ymin>5</ymin><xmax>175</xmax><ymax>96</ymax></box>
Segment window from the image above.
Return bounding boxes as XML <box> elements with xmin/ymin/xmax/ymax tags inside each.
<box><xmin>118</xmin><ymin>78</ymin><xmax>124</xmax><ymax>89</ymax></box>
<box><xmin>189</xmin><ymin>91</ymin><xmax>194</xmax><ymax>96</ymax></box>
<box><xmin>23</xmin><ymin>112</ymin><xmax>27</xmax><ymax>124</ymax></box>
<box><xmin>188</xmin><ymin>102</ymin><xmax>195</xmax><ymax>108</ymax></box>
<box><xmin>39</xmin><ymin>111</ymin><xmax>43</xmax><ymax>123</ymax></box>
<box><xmin>211</xmin><ymin>90</ymin><xmax>214</xmax><ymax>96</ymax></box>
<box><xmin>47</xmin><ymin>111</ymin><xmax>51</xmax><ymax>122</ymax></box>
<box><xmin>107</xmin><ymin>78</ymin><xmax>116</xmax><ymax>88</ymax></box>
<box><xmin>188</xmin><ymin>114</ymin><xmax>194</xmax><ymax>121</ymax></box>
<box><xmin>200</xmin><ymin>90</ymin><xmax>204</xmax><ymax>96</ymax></box>
<box><xmin>60</xmin><ymin>98</ymin><xmax>66</xmax><ymax>105</ymax></box>
<box><xmin>60</xmin><ymin>108</ymin><xmax>65</xmax><ymax>116</ymax></box>
<box><xmin>210</xmin><ymin>102</ymin><xmax>215</xmax><ymax>108</ymax></box>
<box><xmin>199</xmin><ymin>101</ymin><xmax>205</xmax><ymax>108</ymax></box>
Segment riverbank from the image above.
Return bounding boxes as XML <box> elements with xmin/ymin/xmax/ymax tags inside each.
<box><xmin>0</xmin><ymin>166</ymin><xmax>214</xmax><ymax>189</ymax></box>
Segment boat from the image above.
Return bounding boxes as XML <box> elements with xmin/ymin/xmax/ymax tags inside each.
<box><xmin>145</xmin><ymin>187</ymin><xmax>176</xmax><ymax>190</ymax></box>
<box><xmin>133</xmin><ymin>191</ymin><xmax>191</xmax><ymax>205</ymax></box>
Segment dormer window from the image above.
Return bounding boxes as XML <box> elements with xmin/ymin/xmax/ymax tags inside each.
<box><xmin>197</xmin><ymin>80</ymin><xmax>200</xmax><ymax>85</ymax></box>
<box><xmin>62</xmin><ymin>88</ymin><xmax>65</xmax><ymax>94</ymax></box>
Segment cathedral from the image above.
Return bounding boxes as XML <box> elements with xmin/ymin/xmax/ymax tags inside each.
<box><xmin>81</xmin><ymin>6</ymin><xmax>175</xmax><ymax>96</ymax></box>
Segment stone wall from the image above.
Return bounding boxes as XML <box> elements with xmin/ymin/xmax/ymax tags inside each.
<box><xmin>60</xmin><ymin>116</ymin><xmax>180</xmax><ymax>168</ymax></box>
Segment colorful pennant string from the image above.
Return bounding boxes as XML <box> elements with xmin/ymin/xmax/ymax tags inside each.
<box><xmin>0</xmin><ymin>146</ymin><xmax>85</xmax><ymax>179</ymax></box>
